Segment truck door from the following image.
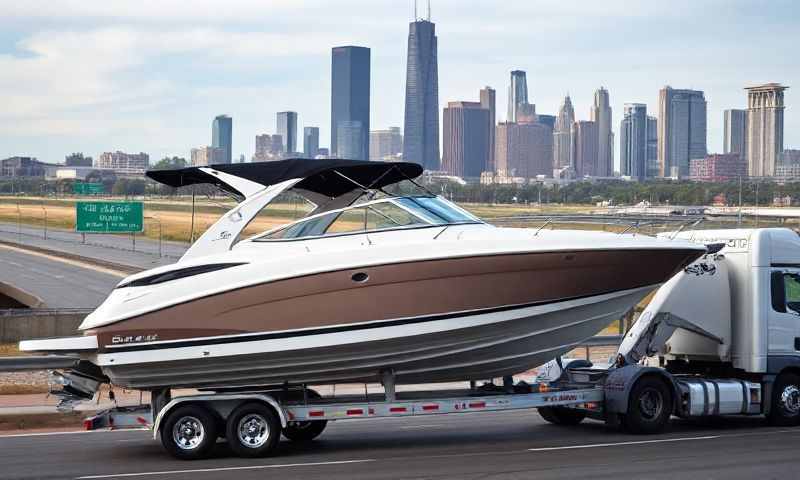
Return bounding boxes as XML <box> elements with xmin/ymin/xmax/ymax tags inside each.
<box><xmin>770</xmin><ymin>270</ymin><xmax>800</xmax><ymax>355</ymax></box>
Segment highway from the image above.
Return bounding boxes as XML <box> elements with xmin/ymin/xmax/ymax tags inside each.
<box><xmin>0</xmin><ymin>411</ymin><xmax>796</xmax><ymax>479</ymax></box>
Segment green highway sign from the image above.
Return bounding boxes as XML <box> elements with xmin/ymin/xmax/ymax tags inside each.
<box><xmin>76</xmin><ymin>201</ymin><xmax>144</xmax><ymax>233</ymax></box>
<box><xmin>73</xmin><ymin>182</ymin><xmax>105</xmax><ymax>195</ymax></box>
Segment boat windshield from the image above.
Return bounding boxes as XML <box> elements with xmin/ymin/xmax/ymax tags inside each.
<box><xmin>254</xmin><ymin>195</ymin><xmax>481</xmax><ymax>241</ymax></box>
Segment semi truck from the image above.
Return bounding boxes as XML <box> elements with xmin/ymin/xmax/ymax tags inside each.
<box><xmin>66</xmin><ymin>228</ymin><xmax>800</xmax><ymax>458</ymax></box>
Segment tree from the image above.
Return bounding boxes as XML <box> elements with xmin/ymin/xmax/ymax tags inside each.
<box><xmin>152</xmin><ymin>156</ymin><xmax>188</xmax><ymax>170</ymax></box>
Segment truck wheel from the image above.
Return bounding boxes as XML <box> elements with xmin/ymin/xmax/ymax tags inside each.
<box><xmin>538</xmin><ymin>407</ymin><xmax>586</xmax><ymax>425</ymax></box>
<box><xmin>225</xmin><ymin>402</ymin><xmax>281</xmax><ymax>458</ymax></box>
<box><xmin>622</xmin><ymin>376</ymin><xmax>673</xmax><ymax>434</ymax></box>
<box><xmin>768</xmin><ymin>373</ymin><xmax>800</xmax><ymax>426</ymax></box>
<box><xmin>283</xmin><ymin>420</ymin><xmax>328</xmax><ymax>442</ymax></box>
<box><xmin>160</xmin><ymin>405</ymin><xmax>219</xmax><ymax>460</ymax></box>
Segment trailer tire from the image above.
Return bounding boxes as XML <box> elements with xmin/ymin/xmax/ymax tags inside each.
<box><xmin>768</xmin><ymin>373</ymin><xmax>800</xmax><ymax>427</ymax></box>
<box><xmin>538</xmin><ymin>407</ymin><xmax>586</xmax><ymax>426</ymax></box>
<box><xmin>160</xmin><ymin>404</ymin><xmax>219</xmax><ymax>460</ymax></box>
<box><xmin>622</xmin><ymin>376</ymin><xmax>672</xmax><ymax>434</ymax></box>
<box><xmin>283</xmin><ymin>420</ymin><xmax>328</xmax><ymax>442</ymax></box>
<box><xmin>225</xmin><ymin>402</ymin><xmax>282</xmax><ymax>458</ymax></box>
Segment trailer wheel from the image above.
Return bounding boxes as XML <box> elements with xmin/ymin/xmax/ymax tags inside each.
<box><xmin>538</xmin><ymin>407</ymin><xmax>586</xmax><ymax>426</ymax></box>
<box><xmin>622</xmin><ymin>376</ymin><xmax>673</xmax><ymax>434</ymax></box>
<box><xmin>160</xmin><ymin>404</ymin><xmax>219</xmax><ymax>460</ymax></box>
<box><xmin>283</xmin><ymin>420</ymin><xmax>328</xmax><ymax>442</ymax></box>
<box><xmin>225</xmin><ymin>402</ymin><xmax>281</xmax><ymax>458</ymax></box>
<box><xmin>768</xmin><ymin>373</ymin><xmax>800</xmax><ymax>427</ymax></box>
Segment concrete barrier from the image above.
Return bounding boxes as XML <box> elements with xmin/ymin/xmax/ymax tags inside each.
<box><xmin>0</xmin><ymin>309</ymin><xmax>90</xmax><ymax>343</ymax></box>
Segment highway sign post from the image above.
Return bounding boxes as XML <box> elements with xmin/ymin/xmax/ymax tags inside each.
<box><xmin>73</xmin><ymin>182</ymin><xmax>105</xmax><ymax>195</ymax></box>
<box><xmin>76</xmin><ymin>201</ymin><xmax>144</xmax><ymax>233</ymax></box>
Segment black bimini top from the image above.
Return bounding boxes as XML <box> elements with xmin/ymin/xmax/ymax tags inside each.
<box><xmin>146</xmin><ymin>158</ymin><xmax>423</xmax><ymax>198</ymax></box>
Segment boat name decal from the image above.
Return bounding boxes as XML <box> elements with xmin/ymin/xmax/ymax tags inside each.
<box><xmin>213</xmin><ymin>230</ymin><xmax>232</xmax><ymax>241</ymax></box>
<box><xmin>111</xmin><ymin>334</ymin><xmax>159</xmax><ymax>345</ymax></box>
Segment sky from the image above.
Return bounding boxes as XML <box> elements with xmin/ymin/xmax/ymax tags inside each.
<box><xmin>1</xmin><ymin>0</ymin><xmax>798</xmax><ymax>172</ymax></box>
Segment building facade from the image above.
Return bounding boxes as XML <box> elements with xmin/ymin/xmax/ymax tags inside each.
<box><xmin>191</xmin><ymin>146</ymin><xmax>225</xmax><ymax>166</ymax></box>
<box><xmin>65</xmin><ymin>153</ymin><xmax>92</xmax><ymax>167</ymax></box>
<box><xmin>507</xmin><ymin>70</ymin><xmax>529</xmax><ymax>123</ymax></box>
<box><xmin>369</xmin><ymin>128</ymin><xmax>403</xmax><ymax>162</ymax></box>
<box><xmin>620</xmin><ymin>103</ymin><xmax>648</xmax><ymax>180</ymax></box>
<box><xmin>304</xmin><ymin>127</ymin><xmax>320</xmax><ymax>159</ymax></box>
<box><xmin>646</xmin><ymin>116</ymin><xmax>658</xmax><ymax>178</ymax></box>
<box><xmin>689</xmin><ymin>153</ymin><xmax>747</xmax><ymax>182</ymax></box>
<box><xmin>0</xmin><ymin>157</ymin><xmax>47</xmax><ymax>177</ymax></box>
<box><xmin>590</xmin><ymin>87</ymin><xmax>614</xmax><ymax>177</ymax></box>
<box><xmin>571</xmin><ymin>121</ymin><xmax>599</xmax><ymax>178</ymax></box>
<box><xmin>331</xmin><ymin>46</ymin><xmax>370</xmax><ymax>159</ymax></box>
<box><xmin>212</xmin><ymin>115</ymin><xmax>233</xmax><ymax>164</ymax></box>
<box><xmin>723</xmin><ymin>109</ymin><xmax>747</xmax><ymax>156</ymax></box>
<box><xmin>657</xmin><ymin>87</ymin><xmax>707</xmax><ymax>178</ymax></box>
<box><xmin>537</xmin><ymin>114</ymin><xmax>556</xmax><ymax>130</ymax></box>
<box><xmin>336</xmin><ymin>120</ymin><xmax>365</xmax><ymax>160</ymax></box>
<box><xmin>96</xmin><ymin>151</ymin><xmax>149</xmax><ymax>175</ymax></box>
<box><xmin>495</xmin><ymin>121</ymin><xmax>553</xmax><ymax>179</ymax></box>
<box><xmin>442</xmin><ymin>102</ymin><xmax>490</xmax><ymax>178</ymax></box>
<box><xmin>746</xmin><ymin>83</ymin><xmax>787</xmax><ymax>177</ymax></box>
<box><xmin>403</xmin><ymin>18</ymin><xmax>439</xmax><ymax>170</ymax></box>
<box><xmin>277</xmin><ymin>111</ymin><xmax>298</xmax><ymax>154</ymax></box>
<box><xmin>480</xmin><ymin>86</ymin><xmax>496</xmax><ymax>172</ymax></box>
<box><xmin>553</xmin><ymin>95</ymin><xmax>575</xmax><ymax>169</ymax></box>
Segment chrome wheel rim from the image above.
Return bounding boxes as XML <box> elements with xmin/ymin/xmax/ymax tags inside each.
<box><xmin>779</xmin><ymin>385</ymin><xmax>800</xmax><ymax>416</ymax></box>
<box><xmin>638</xmin><ymin>388</ymin><xmax>663</xmax><ymax>420</ymax></box>
<box><xmin>172</xmin><ymin>416</ymin><xmax>205</xmax><ymax>451</ymax></box>
<box><xmin>238</xmin><ymin>413</ymin><xmax>270</xmax><ymax>448</ymax></box>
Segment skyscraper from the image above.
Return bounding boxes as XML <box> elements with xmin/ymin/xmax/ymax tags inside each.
<box><xmin>480</xmin><ymin>86</ymin><xmax>496</xmax><ymax>172</ymax></box>
<box><xmin>331</xmin><ymin>46</ymin><xmax>370</xmax><ymax>160</ymax></box>
<box><xmin>442</xmin><ymin>102</ymin><xmax>490</xmax><ymax>178</ymax></box>
<box><xmin>304</xmin><ymin>127</ymin><xmax>320</xmax><ymax>159</ymax></box>
<box><xmin>507</xmin><ymin>70</ymin><xmax>529</xmax><ymax>123</ymax></box>
<box><xmin>337</xmin><ymin>121</ymin><xmax>365</xmax><ymax>160</ymax></box>
<box><xmin>212</xmin><ymin>115</ymin><xmax>232</xmax><ymax>164</ymax></box>
<box><xmin>495</xmin><ymin>121</ymin><xmax>553</xmax><ymax>179</ymax></box>
<box><xmin>723</xmin><ymin>109</ymin><xmax>747</xmax><ymax>156</ymax></box>
<box><xmin>620</xmin><ymin>103</ymin><xmax>648</xmax><ymax>180</ymax></box>
<box><xmin>746</xmin><ymin>83</ymin><xmax>788</xmax><ymax>177</ymax></box>
<box><xmin>646</xmin><ymin>116</ymin><xmax>658</xmax><ymax>178</ymax></box>
<box><xmin>403</xmin><ymin>13</ymin><xmax>439</xmax><ymax>170</ymax></box>
<box><xmin>370</xmin><ymin>128</ymin><xmax>403</xmax><ymax>161</ymax></box>
<box><xmin>590</xmin><ymin>87</ymin><xmax>613</xmax><ymax>177</ymax></box>
<box><xmin>553</xmin><ymin>95</ymin><xmax>575</xmax><ymax>169</ymax></box>
<box><xmin>657</xmin><ymin>86</ymin><xmax>707</xmax><ymax>178</ymax></box>
<box><xmin>277</xmin><ymin>111</ymin><xmax>298</xmax><ymax>154</ymax></box>
<box><xmin>537</xmin><ymin>114</ymin><xmax>556</xmax><ymax>130</ymax></box>
<box><xmin>571</xmin><ymin>121</ymin><xmax>598</xmax><ymax>177</ymax></box>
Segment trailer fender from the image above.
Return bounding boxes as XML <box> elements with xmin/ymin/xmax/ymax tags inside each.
<box><xmin>604</xmin><ymin>365</ymin><xmax>679</xmax><ymax>415</ymax></box>
<box><xmin>152</xmin><ymin>393</ymin><xmax>288</xmax><ymax>440</ymax></box>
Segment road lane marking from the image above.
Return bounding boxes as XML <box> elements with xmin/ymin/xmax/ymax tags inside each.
<box><xmin>0</xmin><ymin>243</ymin><xmax>127</xmax><ymax>277</ymax></box>
<box><xmin>74</xmin><ymin>459</ymin><xmax>375</xmax><ymax>479</ymax></box>
<box><xmin>527</xmin><ymin>435</ymin><xmax>720</xmax><ymax>452</ymax></box>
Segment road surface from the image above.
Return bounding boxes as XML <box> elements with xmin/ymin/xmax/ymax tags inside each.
<box><xmin>0</xmin><ymin>410</ymin><xmax>796</xmax><ymax>479</ymax></box>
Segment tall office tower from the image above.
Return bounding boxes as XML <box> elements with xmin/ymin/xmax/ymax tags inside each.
<box><xmin>553</xmin><ymin>95</ymin><xmax>575</xmax><ymax>169</ymax></box>
<box><xmin>495</xmin><ymin>122</ymin><xmax>553</xmax><ymax>179</ymax></box>
<box><xmin>441</xmin><ymin>102</ymin><xmax>490</xmax><ymax>178</ymax></box>
<box><xmin>212</xmin><ymin>115</ymin><xmax>233</xmax><ymax>164</ymax></box>
<box><xmin>480</xmin><ymin>86</ymin><xmax>496</xmax><ymax>171</ymax></box>
<box><xmin>370</xmin><ymin>127</ymin><xmax>404</xmax><ymax>161</ymax></box>
<box><xmin>277</xmin><ymin>111</ymin><xmax>298</xmax><ymax>154</ymax></box>
<box><xmin>723</xmin><ymin>109</ymin><xmax>747</xmax><ymax>155</ymax></box>
<box><xmin>537</xmin><ymin>114</ymin><xmax>556</xmax><ymax>130</ymax></box>
<box><xmin>403</xmin><ymin>11</ymin><xmax>439</xmax><ymax>169</ymax></box>
<box><xmin>337</xmin><ymin>121</ymin><xmax>365</xmax><ymax>159</ymax></box>
<box><xmin>657</xmin><ymin>86</ymin><xmax>707</xmax><ymax>178</ymax></box>
<box><xmin>619</xmin><ymin>103</ymin><xmax>648</xmax><ymax>180</ymax></box>
<box><xmin>507</xmin><ymin>70</ymin><xmax>529</xmax><ymax>123</ymax></box>
<box><xmin>746</xmin><ymin>83</ymin><xmax>788</xmax><ymax>177</ymax></box>
<box><xmin>304</xmin><ymin>127</ymin><xmax>320</xmax><ymax>159</ymax></box>
<box><xmin>590</xmin><ymin>87</ymin><xmax>613</xmax><ymax>177</ymax></box>
<box><xmin>331</xmin><ymin>46</ymin><xmax>370</xmax><ymax>159</ymax></box>
<box><xmin>646</xmin><ymin>116</ymin><xmax>658</xmax><ymax>178</ymax></box>
<box><xmin>570</xmin><ymin>121</ymin><xmax>599</xmax><ymax>177</ymax></box>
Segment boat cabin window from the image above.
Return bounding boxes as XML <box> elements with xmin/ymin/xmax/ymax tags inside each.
<box><xmin>255</xmin><ymin>196</ymin><xmax>480</xmax><ymax>241</ymax></box>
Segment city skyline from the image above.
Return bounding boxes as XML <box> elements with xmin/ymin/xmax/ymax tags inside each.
<box><xmin>1</xmin><ymin>1</ymin><xmax>798</xmax><ymax>172</ymax></box>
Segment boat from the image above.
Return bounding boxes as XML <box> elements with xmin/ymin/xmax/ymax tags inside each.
<box><xmin>20</xmin><ymin>159</ymin><xmax>706</xmax><ymax>392</ymax></box>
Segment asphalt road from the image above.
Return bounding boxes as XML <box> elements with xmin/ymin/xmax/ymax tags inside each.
<box><xmin>0</xmin><ymin>410</ymin><xmax>797</xmax><ymax>480</ymax></box>
<box><xmin>0</xmin><ymin>244</ymin><xmax>122</xmax><ymax>308</ymax></box>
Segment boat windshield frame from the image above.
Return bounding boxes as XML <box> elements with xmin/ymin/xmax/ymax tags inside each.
<box><xmin>248</xmin><ymin>194</ymin><xmax>483</xmax><ymax>243</ymax></box>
